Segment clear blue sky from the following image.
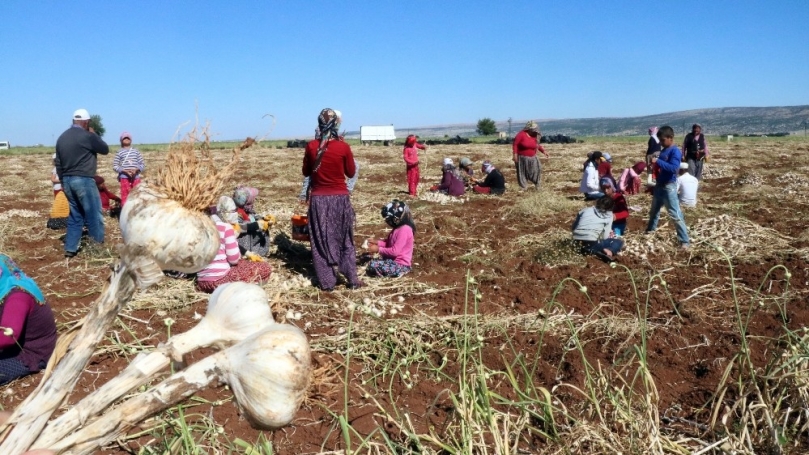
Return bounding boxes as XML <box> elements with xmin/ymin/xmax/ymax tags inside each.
<box><xmin>1</xmin><ymin>1</ymin><xmax>807</xmax><ymax>145</ymax></box>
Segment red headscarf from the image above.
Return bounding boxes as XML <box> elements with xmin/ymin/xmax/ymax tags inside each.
<box><xmin>405</xmin><ymin>135</ymin><xmax>417</xmax><ymax>147</ymax></box>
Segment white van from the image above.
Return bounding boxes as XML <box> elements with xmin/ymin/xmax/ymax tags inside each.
<box><xmin>0</xmin><ymin>141</ymin><xmax>9</xmax><ymax>150</ymax></box>
<box><xmin>360</xmin><ymin>125</ymin><xmax>396</xmax><ymax>145</ymax></box>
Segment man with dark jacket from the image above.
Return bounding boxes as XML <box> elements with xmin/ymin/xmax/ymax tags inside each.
<box><xmin>55</xmin><ymin>109</ymin><xmax>110</xmax><ymax>257</ymax></box>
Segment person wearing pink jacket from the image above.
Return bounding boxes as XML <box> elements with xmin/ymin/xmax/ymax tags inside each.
<box><xmin>403</xmin><ymin>135</ymin><xmax>426</xmax><ymax>196</ymax></box>
<box><xmin>366</xmin><ymin>200</ymin><xmax>415</xmax><ymax>278</ymax></box>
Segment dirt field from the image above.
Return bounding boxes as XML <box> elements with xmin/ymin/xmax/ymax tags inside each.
<box><xmin>2</xmin><ymin>136</ymin><xmax>809</xmax><ymax>454</ymax></box>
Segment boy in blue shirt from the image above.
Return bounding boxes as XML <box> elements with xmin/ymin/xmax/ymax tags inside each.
<box><xmin>645</xmin><ymin>126</ymin><xmax>690</xmax><ymax>248</ymax></box>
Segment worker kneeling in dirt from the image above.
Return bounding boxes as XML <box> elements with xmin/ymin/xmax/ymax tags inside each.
<box><xmin>571</xmin><ymin>196</ymin><xmax>624</xmax><ymax>262</ymax></box>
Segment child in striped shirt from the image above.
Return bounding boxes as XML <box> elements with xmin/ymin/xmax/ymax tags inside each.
<box><xmin>195</xmin><ymin>196</ymin><xmax>272</xmax><ymax>293</ymax></box>
<box><xmin>113</xmin><ymin>132</ymin><xmax>145</xmax><ymax>206</ymax></box>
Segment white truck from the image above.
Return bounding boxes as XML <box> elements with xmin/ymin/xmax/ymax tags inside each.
<box><xmin>0</xmin><ymin>141</ymin><xmax>9</xmax><ymax>150</ymax></box>
<box><xmin>360</xmin><ymin>125</ymin><xmax>396</xmax><ymax>146</ymax></box>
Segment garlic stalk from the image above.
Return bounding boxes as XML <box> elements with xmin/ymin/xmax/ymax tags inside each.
<box><xmin>34</xmin><ymin>282</ymin><xmax>273</xmax><ymax>449</ymax></box>
<box><xmin>47</xmin><ymin>324</ymin><xmax>311</xmax><ymax>455</ymax></box>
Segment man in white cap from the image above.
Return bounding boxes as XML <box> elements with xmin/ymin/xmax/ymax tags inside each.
<box><xmin>676</xmin><ymin>161</ymin><xmax>699</xmax><ymax>208</ymax></box>
<box><xmin>54</xmin><ymin>108</ymin><xmax>110</xmax><ymax>258</ymax></box>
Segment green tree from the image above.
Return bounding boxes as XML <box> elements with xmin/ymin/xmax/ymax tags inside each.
<box><xmin>89</xmin><ymin>114</ymin><xmax>105</xmax><ymax>137</ymax></box>
<box><xmin>476</xmin><ymin>118</ymin><xmax>498</xmax><ymax>136</ymax></box>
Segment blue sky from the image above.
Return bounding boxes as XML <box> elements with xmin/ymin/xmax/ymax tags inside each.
<box><xmin>1</xmin><ymin>1</ymin><xmax>807</xmax><ymax>145</ymax></box>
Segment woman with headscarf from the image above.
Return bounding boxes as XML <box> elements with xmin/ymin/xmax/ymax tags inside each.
<box><xmin>365</xmin><ymin>200</ymin><xmax>416</xmax><ymax>278</ymax></box>
<box><xmin>512</xmin><ymin>120</ymin><xmax>549</xmax><ymax>190</ymax></box>
<box><xmin>646</xmin><ymin>127</ymin><xmax>662</xmax><ymax>183</ymax></box>
<box><xmin>597</xmin><ymin>153</ymin><xmax>618</xmax><ymax>190</ymax></box>
<box><xmin>430</xmin><ymin>158</ymin><xmax>465</xmax><ymax>196</ymax></box>
<box><xmin>580</xmin><ymin>151</ymin><xmax>605</xmax><ymax>200</ymax></box>
<box><xmin>472</xmin><ymin>160</ymin><xmax>506</xmax><ymax>195</ymax></box>
<box><xmin>303</xmin><ymin>108</ymin><xmax>363</xmax><ymax>291</ymax></box>
<box><xmin>618</xmin><ymin>161</ymin><xmax>647</xmax><ymax>195</ymax></box>
<box><xmin>600</xmin><ymin>178</ymin><xmax>629</xmax><ymax>236</ymax></box>
<box><xmin>0</xmin><ymin>254</ymin><xmax>57</xmax><ymax>385</ymax></box>
<box><xmin>458</xmin><ymin>157</ymin><xmax>475</xmax><ymax>184</ymax></box>
<box><xmin>683</xmin><ymin>123</ymin><xmax>709</xmax><ymax>180</ymax></box>
<box><xmin>233</xmin><ymin>186</ymin><xmax>274</xmax><ymax>257</ymax></box>
<box><xmin>195</xmin><ymin>196</ymin><xmax>273</xmax><ymax>293</ymax></box>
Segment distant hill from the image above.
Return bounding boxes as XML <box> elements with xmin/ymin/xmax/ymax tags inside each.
<box><xmin>347</xmin><ymin>105</ymin><xmax>809</xmax><ymax>138</ymax></box>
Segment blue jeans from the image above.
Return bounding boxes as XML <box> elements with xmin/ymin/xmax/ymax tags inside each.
<box><xmin>62</xmin><ymin>175</ymin><xmax>105</xmax><ymax>253</ymax></box>
<box><xmin>578</xmin><ymin>238</ymin><xmax>624</xmax><ymax>260</ymax></box>
<box><xmin>612</xmin><ymin>221</ymin><xmax>627</xmax><ymax>236</ymax></box>
<box><xmin>646</xmin><ymin>182</ymin><xmax>689</xmax><ymax>244</ymax></box>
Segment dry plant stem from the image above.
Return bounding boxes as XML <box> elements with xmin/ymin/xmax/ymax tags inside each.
<box><xmin>49</xmin><ymin>351</ymin><xmax>225</xmax><ymax>455</ymax></box>
<box><xmin>0</xmin><ymin>261</ymin><xmax>137</xmax><ymax>455</ymax></box>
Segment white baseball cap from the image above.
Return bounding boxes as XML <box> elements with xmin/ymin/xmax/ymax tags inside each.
<box><xmin>679</xmin><ymin>162</ymin><xmax>689</xmax><ymax>170</ymax></box>
<box><xmin>72</xmin><ymin>109</ymin><xmax>90</xmax><ymax>121</ymax></box>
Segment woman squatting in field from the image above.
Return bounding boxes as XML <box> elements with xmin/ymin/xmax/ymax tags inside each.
<box><xmin>303</xmin><ymin>108</ymin><xmax>363</xmax><ymax>291</ymax></box>
<box><xmin>0</xmin><ymin>255</ymin><xmax>57</xmax><ymax>386</ymax></box>
<box><xmin>195</xmin><ymin>196</ymin><xmax>273</xmax><ymax>293</ymax></box>
<box><xmin>365</xmin><ymin>200</ymin><xmax>416</xmax><ymax>278</ymax></box>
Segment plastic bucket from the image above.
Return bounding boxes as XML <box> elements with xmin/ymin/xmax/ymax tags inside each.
<box><xmin>291</xmin><ymin>215</ymin><xmax>310</xmax><ymax>241</ymax></box>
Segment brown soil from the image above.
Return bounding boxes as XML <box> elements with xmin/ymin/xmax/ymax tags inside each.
<box><xmin>1</xmin><ymin>139</ymin><xmax>808</xmax><ymax>453</ymax></box>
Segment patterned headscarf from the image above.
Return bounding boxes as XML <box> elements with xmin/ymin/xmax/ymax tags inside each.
<box><xmin>312</xmin><ymin>108</ymin><xmax>342</xmax><ymax>172</ymax></box>
<box><xmin>524</xmin><ymin>120</ymin><xmax>539</xmax><ymax>133</ymax></box>
<box><xmin>482</xmin><ymin>160</ymin><xmax>495</xmax><ymax>174</ymax></box>
<box><xmin>233</xmin><ymin>186</ymin><xmax>259</xmax><ymax>212</ymax></box>
<box><xmin>381</xmin><ymin>199</ymin><xmax>416</xmax><ymax>232</ymax></box>
<box><xmin>0</xmin><ymin>254</ymin><xmax>45</xmax><ymax>305</ymax></box>
<box><xmin>216</xmin><ymin>196</ymin><xmax>239</xmax><ymax>224</ymax></box>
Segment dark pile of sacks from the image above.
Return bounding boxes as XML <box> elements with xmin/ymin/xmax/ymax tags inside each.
<box><xmin>424</xmin><ymin>135</ymin><xmax>472</xmax><ymax>146</ymax></box>
<box><xmin>286</xmin><ymin>139</ymin><xmax>309</xmax><ymax>148</ymax></box>
<box><xmin>540</xmin><ymin>134</ymin><xmax>578</xmax><ymax>144</ymax></box>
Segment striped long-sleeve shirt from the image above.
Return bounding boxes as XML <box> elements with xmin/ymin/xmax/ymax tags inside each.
<box><xmin>196</xmin><ymin>221</ymin><xmax>240</xmax><ymax>281</ymax></box>
<box><xmin>112</xmin><ymin>147</ymin><xmax>145</xmax><ymax>175</ymax></box>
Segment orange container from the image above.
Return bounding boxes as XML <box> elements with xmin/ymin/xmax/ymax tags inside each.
<box><xmin>291</xmin><ymin>215</ymin><xmax>310</xmax><ymax>241</ymax></box>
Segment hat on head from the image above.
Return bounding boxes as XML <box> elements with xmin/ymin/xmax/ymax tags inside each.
<box><xmin>442</xmin><ymin>157</ymin><xmax>453</xmax><ymax>166</ymax></box>
<box><xmin>603</xmin><ymin>153</ymin><xmax>612</xmax><ymax>162</ymax></box>
<box><xmin>524</xmin><ymin>120</ymin><xmax>538</xmax><ymax>132</ymax></box>
<box><xmin>459</xmin><ymin>157</ymin><xmax>472</xmax><ymax>167</ymax></box>
<box><xmin>73</xmin><ymin>109</ymin><xmax>90</xmax><ymax>121</ymax></box>
<box><xmin>120</xmin><ymin>131</ymin><xmax>132</xmax><ymax>141</ymax></box>
<box><xmin>679</xmin><ymin>162</ymin><xmax>689</xmax><ymax>170</ymax></box>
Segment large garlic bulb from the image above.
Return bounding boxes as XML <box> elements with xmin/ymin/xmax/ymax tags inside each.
<box><xmin>119</xmin><ymin>183</ymin><xmax>219</xmax><ymax>275</ymax></box>
<box><xmin>222</xmin><ymin>324</ymin><xmax>311</xmax><ymax>429</ymax></box>
<box><xmin>165</xmin><ymin>282</ymin><xmax>275</xmax><ymax>357</ymax></box>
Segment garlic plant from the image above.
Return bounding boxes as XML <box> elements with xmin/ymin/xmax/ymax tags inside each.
<box><xmin>47</xmin><ymin>324</ymin><xmax>312</xmax><ymax>455</ymax></box>
<box><xmin>119</xmin><ymin>183</ymin><xmax>220</xmax><ymax>287</ymax></box>
<box><xmin>34</xmin><ymin>282</ymin><xmax>273</xmax><ymax>449</ymax></box>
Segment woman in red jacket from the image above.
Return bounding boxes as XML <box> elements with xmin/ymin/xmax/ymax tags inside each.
<box><xmin>600</xmin><ymin>178</ymin><xmax>629</xmax><ymax>236</ymax></box>
<box><xmin>512</xmin><ymin>121</ymin><xmax>548</xmax><ymax>190</ymax></box>
<box><xmin>303</xmin><ymin>108</ymin><xmax>363</xmax><ymax>291</ymax></box>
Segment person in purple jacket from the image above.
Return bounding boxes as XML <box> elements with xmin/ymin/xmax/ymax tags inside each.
<box><xmin>645</xmin><ymin>126</ymin><xmax>690</xmax><ymax>248</ymax></box>
<box><xmin>430</xmin><ymin>158</ymin><xmax>465</xmax><ymax>197</ymax></box>
<box><xmin>365</xmin><ymin>200</ymin><xmax>416</xmax><ymax>278</ymax></box>
<box><xmin>0</xmin><ymin>255</ymin><xmax>57</xmax><ymax>385</ymax></box>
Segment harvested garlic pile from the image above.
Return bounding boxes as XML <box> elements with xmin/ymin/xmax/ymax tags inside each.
<box><xmin>732</xmin><ymin>172</ymin><xmax>764</xmax><ymax>186</ymax></box>
<box><xmin>418</xmin><ymin>191</ymin><xmax>465</xmax><ymax>204</ymax></box>
<box><xmin>622</xmin><ymin>236</ymin><xmax>671</xmax><ymax>259</ymax></box>
<box><xmin>347</xmin><ymin>296</ymin><xmax>406</xmax><ymax>318</ymax></box>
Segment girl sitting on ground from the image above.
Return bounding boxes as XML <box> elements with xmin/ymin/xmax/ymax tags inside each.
<box><xmin>0</xmin><ymin>254</ymin><xmax>57</xmax><ymax>385</ymax></box>
<box><xmin>232</xmin><ymin>186</ymin><xmax>275</xmax><ymax>257</ymax></box>
<box><xmin>365</xmin><ymin>200</ymin><xmax>415</xmax><ymax>278</ymax></box>
<box><xmin>600</xmin><ymin>177</ymin><xmax>629</xmax><ymax>236</ymax></box>
<box><xmin>571</xmin><ymin>196</ymin><xmax>624</xmax><ymax>262</ymax></box>
<box><xmin>580</xmin><ymin>151</ymin><xmax>604</xmax><ymax>200</ymax></box>
<box><xmin>93</xmin><ymin>176</ymin><xmax>121</xmax><ymax>216</ymax></box>
<box><xmin>195</xmin><ymin>196</ymin><xmax>273</xmax><ymax>293</ymax></box>
<box><xmin>430</xmin><ymin>158</ymin><xmax>465</xmax><ymax>196</ymax></box>
<box><xmin>472</xmin><ymin>160</ymin><xmax>506</xmax><ymax>195</ymax></box>
<box><xmin>618</xmin><ymin>161</ymin><xmax>646</xmax><ymax>195</ymax></box>
<box><xmin>458</xmin><ymin>157</ymin><xmax>475</xmax><ymax>184</ymax></box>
